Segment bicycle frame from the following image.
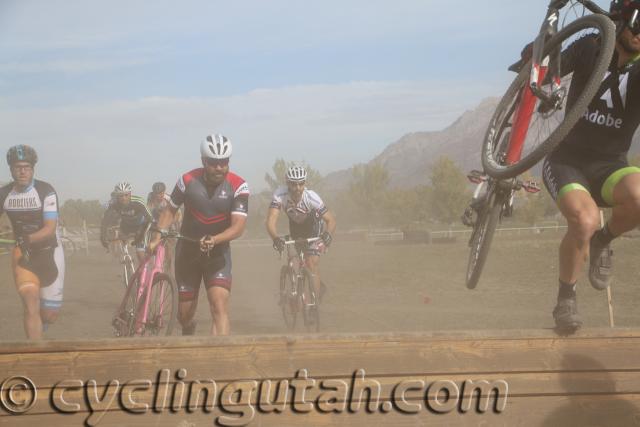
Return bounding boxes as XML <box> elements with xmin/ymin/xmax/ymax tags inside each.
<box><xmin>132</xmin><ymin>241</ymin><xmax>169</xmax><ymax>333</ymax></box>
<box><xmin>282</xmin><ymin>237</ymin><xmax>321</xmax><ymax>303</ymax></box>
<box><xmin>506</xmin><ymin>0</ymin><xmax>608</xmax><ymax>165</ymax></box>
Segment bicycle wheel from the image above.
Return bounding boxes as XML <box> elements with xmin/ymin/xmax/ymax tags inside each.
<box><xmin>112</xmin><ymin>277</ymin><xmax>139</xmax><ymax>337</ymax></box>
<box><xmin>143</xmin><ymin>273</ymin><xmax>177</xmax><ymax>336</ymax></box>
<box><xmin>60</xmin><ymin>236</ymin><xmax>76</xmax><ymax>258</ymax></box>
<box><xmin>300</xmin><ymin>268</ymin><xmax>320</xmax><ymax>332</ymax></box>
<box><xmin>122</xmin><ymin>257</ymin><xmax>135</xmax><ymax>290</ymax></box>
<box><xmin>280</xmin><ymin>265</ymin><xmax>298</xmax><ymax>330</ymax></box>
<box><xmin>465</xmin><ymin>187</ymin><xmax>504</xmax><ymax>290</ymax></box>
<box><xmin>482</xmin><ymin>14</ymin><xmax>615</xmax><ymax>179</ymax></box>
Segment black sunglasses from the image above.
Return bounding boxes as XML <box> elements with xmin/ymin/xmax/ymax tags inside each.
<box><xmin>204</xmin><ymin>158</ymin><xmax>229</xmax><ymax>167</ymax></box>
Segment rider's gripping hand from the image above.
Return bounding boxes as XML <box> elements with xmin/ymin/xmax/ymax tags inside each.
<box><xmin>320</xmin><ymin>231</ymin><xmax>333</xmax><ymax>248</ymax></box>
<box><xmin>200</xmin><ymin>235</ymin><xmax>215</xmax><ymax>253</ymax></box>
<box><xmin>16</xmin><ymin>236</ymin><xmax>31</xmax><ymax>263</ymax></box>
<box><xmin>273</xmin><ymin>237</ymin><xmax>285</xmax><ymax>253</ymax></box>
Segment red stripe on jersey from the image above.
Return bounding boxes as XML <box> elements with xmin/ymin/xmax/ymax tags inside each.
<box><xmin>225</xmin><ymin>172</ymin><xmax>247</xmax><ymax>193</ymax></box>
<box><xmin>183</xmin><ymin>168</ymin><xmax>204</xmax><ymax>186</ymax></box>
<box><xmin>187</xmin><ymin>207</ymin><xmax>229</xmax><ymax>224</ymax></box>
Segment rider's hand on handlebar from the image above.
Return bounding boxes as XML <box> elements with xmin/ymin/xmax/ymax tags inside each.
<box><xmin>273</xmin><ymin>236</ymin><xmax>285</xmax><ymax>253</ymax></box>
<box><xmin>320</xmin><ymin>231</ymin><xmax>333</xmax><ymax>248</ymax></box>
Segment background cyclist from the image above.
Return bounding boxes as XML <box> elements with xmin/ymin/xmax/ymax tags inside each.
<box><xmin>266</xmin><ymin>165</ymin><xmax>336</xmax><ymax>304</ymax></box>
<box><xmin>100</xmin><ymin>182</ymin><xmax>153</xmax><ymax>265</ymax></box>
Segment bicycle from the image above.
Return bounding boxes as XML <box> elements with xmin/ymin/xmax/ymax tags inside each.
<box><xmin>111</xmin><ymin>229</ymin><xmax>196</xmax><ymax>337</ymax></box>
<box><xmin>277</xmin><ymin>237</ymin><xmax>322</xmax><ymax>332</ymax></box>
<box><xmin>464</xmin><ymin>0</ymin><xmax>618</xmax><ymax>289</ymax></box>
<box><xmin>106</xmin><ymin>235</ymin><xmax>137</xmax><ymax>290</ymax></box>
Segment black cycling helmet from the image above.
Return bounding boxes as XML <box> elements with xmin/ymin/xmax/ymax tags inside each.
<box><xmin>611</xmin><ymin>0</ymin><xmax>640</xmax><ymax>33</ymax></box>
<box><xmin>152</xmin><ymin>181</ymin><xmax>166</xmax><ymax>194</ymax></box>
<box><xmin>7</xmin><ymin>145</ymin><xmax>38</xmax><ymax>166</ymax></box>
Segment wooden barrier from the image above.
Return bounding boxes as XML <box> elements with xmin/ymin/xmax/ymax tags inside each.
<box><xmin>1</xmin><ymin>328</ymin><xmax>640</xmax><ymax>426</ymax></box>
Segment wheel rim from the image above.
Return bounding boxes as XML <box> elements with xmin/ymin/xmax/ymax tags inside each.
<box><xmin>483</xmin><ymin>15</ymin><xmax>615</xmax><ymax>178</ymax></box>
<box><xmin>146</xmin><ymin>277</ymin><xmax>175</xmax><ymax>336</ymax></box>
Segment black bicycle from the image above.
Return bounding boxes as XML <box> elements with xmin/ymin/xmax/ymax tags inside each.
<box><xmin>277</xmin><ymin>237</ymin><xmax>321</xmax><ymax>332</ymax></box>
<box><xmin>464</xmin><ymin>0</ymin><xmax>620</xmax><ymax>289</ymax></box>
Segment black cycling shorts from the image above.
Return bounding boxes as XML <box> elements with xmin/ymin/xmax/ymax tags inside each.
<box><xmin>542</xmin><ymin>149</ymin><xmax>640</xmax><ymax>207</ymax></box>
<box><xmin>174</xmin><ymin>240</ymin><xmax>232</xmax><ymax>301</ymax></box>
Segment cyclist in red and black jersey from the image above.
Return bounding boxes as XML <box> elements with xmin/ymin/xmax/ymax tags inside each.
<box><xmin>0</xmin><ymin>145</ymin><xmax>65</xmax><ymax>339</ymax></box>
<box><xmin>149</xmin><ymin>134</ymin><xmax>249</xmax><ymax>336</ymax></box>
<box><xmin>541</xmin><ymin>0</ymin><xmax>640</xmax><ymax>330</ymax></box>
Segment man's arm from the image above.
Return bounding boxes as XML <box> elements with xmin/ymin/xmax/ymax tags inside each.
<box><xmin>266</xmin><ymin>207</ymin><xmax>281</xmax><ymax>240</ymax></box>
<box><xmin>210</xmin><ymin>213</ymin><xmax>247</xmax><ymax>245</ymax></box>
<box><xmin>321</xmin><ymin>209</ymin><xmax>337</xmax><ymax>236</ymax></box>
<box><xmin>27</xmin><ymin>218</ymin><xmax>57</xmax><ymax>244</ymax></box>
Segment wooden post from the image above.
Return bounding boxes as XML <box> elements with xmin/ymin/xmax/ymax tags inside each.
<box><xmin>82</xmin><ymin>219</ymin><xmax>89</xmax><ymax>255</ymax></box>
<box><xmin>600</xmin><ymin>210</ymin><xmax>614</xmax><ymax>328</ymax></box>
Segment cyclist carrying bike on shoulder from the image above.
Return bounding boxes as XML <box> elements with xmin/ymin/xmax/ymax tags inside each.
<box><xmin>100</xmin><ymin>182</ymin><xmax>152</xmax><ymax>265</ymax></box>
<box><xmin>542</xmin><ymin>0</ymin><xmax>640</xmax><ymax>331</ymax></box>
<box><xmin>266</xmin><ymin>166</ymin><xmax>336</xmax><ymax>303</ymax></box>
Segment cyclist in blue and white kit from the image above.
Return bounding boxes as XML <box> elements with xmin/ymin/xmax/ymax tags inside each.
<box><xmin>0</xmin><ymin>145</ymin><xmax>64</xmax><ymax>339</ymax></box>
<box><xmin>542</xmin><ymin>0</ymin><xmax>640</xmax><ymax>331</ymax></box>
<box><xmin>266</xmin><ymin>166</ymin><xmax>337</xmax><ymax>304</ymax></box>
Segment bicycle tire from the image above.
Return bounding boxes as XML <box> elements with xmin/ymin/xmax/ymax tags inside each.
<box><xmin>123</xmin><ymin>258</ymin><xmax>135</xmax><ymax>290</ymax></box>
<box><xmin>482</xmin><ymin>14</ymin><xmax>616</xmax><ymax>179</ymax></box>
<box><xmin>280</xmin><ymin>265</ymin><xmax>298</xmax><ymax>330</ymax></box>
<box><xmin>142</xmin><ymin>273</ymin><xmax>177</xmax><ymax>336</ymax></box>
<box><xmin>112</xmin><ymin>276</ymin><xmax>139</xmax><ymax>337</ymax></box>
<box><xmin>300</xmin><ymin>268</ymin><xmax>320</xmax><ymax>332</ymax></box>
<box><xmin>465</xmin><ymin>189</ymin><xmax>503</xmax><ymax>289</ymax></box>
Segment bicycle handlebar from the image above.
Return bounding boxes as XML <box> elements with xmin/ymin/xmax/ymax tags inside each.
<box><xmin>283</xmin><ymin>237</ymin><xmax>321</xmax><ymax>245</ymax></box>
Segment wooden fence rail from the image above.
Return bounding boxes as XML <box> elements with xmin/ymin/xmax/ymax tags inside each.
<box><xmin>1</xmin><ymin>328</ymin><xmax>639</xmax><ymax>426</ymax></box>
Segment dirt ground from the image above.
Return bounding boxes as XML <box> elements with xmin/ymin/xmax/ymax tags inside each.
<box><xmin>1</xmin><ymin>231</ymin><xmax>640</xmax><ymax>341</ymax></box>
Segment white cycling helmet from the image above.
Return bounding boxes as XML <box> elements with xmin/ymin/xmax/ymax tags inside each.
<box><xmin>286</xmin><ymin>166</ymin><xmax>307</xmax><ymax>183</ymax></box>
<box><xmin>113</xmin><ymin>181</ymin><xmax>132</xmax><ymax>195</ymax></box>
<box><xmin>201</xmin><ymin>134</ymin><xmax>232</xmax><ymax>159</ymax></box>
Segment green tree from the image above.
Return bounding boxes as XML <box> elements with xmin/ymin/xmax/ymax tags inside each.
<box><xmin>348</xmin><ymin>162</ymin><xmax>390</xmax><ymax>227</ymax></box>
<box><xmin>429</xmin><ymin>156</ymin><xmax>470</xmax><ymax>225</ymax></box>
<box><xmin>60</xmin><ymin>199</ymin><xmax>105</xmax><ymax>227</ymax></box>
<box><xmin>264</xmin><ymin>159</ymin><xmax>323</xmax><ymax>192</ymax></box>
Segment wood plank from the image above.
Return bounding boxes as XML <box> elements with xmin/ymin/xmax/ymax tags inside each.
<box><xmin>2</xmin><ymin>394</ymin><xmax>640</xmax><ymax>427</ymax></box>
<box><xmin>2</xmin><ymin>371</ymin><xmax>639</xmax><ymax>417</ymax></box>
<box><xmin>2</xmin><ymin>336</ymin><xmax>640</xmax><ymax>386</ymax></box>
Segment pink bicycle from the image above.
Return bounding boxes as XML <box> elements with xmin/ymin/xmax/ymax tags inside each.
<box><xmin>111</xmin><ymin>229</ymin><xmax>196</xmax><ymax>337</ymax></box>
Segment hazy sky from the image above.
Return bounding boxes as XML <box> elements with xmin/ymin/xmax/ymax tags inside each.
<box><xmin>0</xmin><ymin>0</ymin><xmax>608</xmax><ymax>201</ymax></box>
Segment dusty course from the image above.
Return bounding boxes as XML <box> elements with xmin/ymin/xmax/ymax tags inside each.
<box><xmin>1</xmin><ymin>230</ymin><xmax>640</xmax><ymax>341</ymax></box>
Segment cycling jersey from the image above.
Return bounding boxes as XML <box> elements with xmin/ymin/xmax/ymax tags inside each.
<box><xmin>100</xmin><ymin>195</ymin><xmax>152</xmax><ymax>238</ymax></box>
<box><xmin>0</xmin><ymin>179</ymin><xmax>65</xmax><ymax>307</ymax></box>
<box><xmin>0</xmin><ymin>180</ymin><xmax>59</xmax><ymax>251</ymax></box>
<box><xmin>169</xmin><ymin>168</ymin><xmax>249</xmax><ymax>256</ymax></box>
<box><xmin>559</xmin><ymin>34</ymin><xmax>640</xmax><ymax>155</ymax></box>
<box><xmin>147</xmin><ymin>192</ymin><xmax>172</xmax><ymax>222</ymax></box>
<box><xmin>270</xmin><ymin>186</ymin><xmax>328</xmax><ymax>239</ymax></box>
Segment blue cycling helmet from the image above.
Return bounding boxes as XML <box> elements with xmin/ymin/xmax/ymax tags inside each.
<box><xmin>7</xmin><ymin>145</ymin><xmax>38</xmax><ymax>166</ymax></box>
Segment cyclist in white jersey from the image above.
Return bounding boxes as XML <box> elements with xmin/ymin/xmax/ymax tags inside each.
<box><xmin>0</xmin><ymin>145</ymin><xmax>64</xmax><ymax>339</ymax></box>
<box><xmin>266</xmin><ymin>166</ymin><xmax>336</xmax><ymax>302</ymax></box>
